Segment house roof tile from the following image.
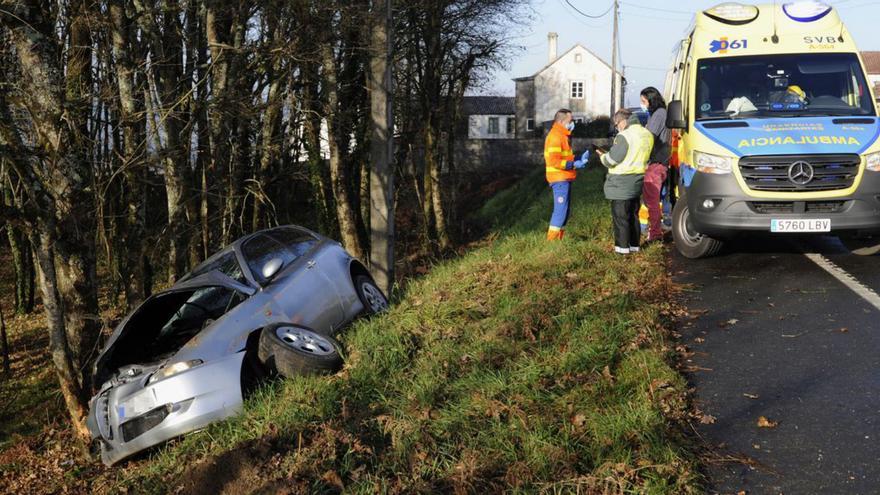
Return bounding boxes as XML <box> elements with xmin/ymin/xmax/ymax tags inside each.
<box><xmin>864</xmin><ymin>51</ymin><xmax>880</xmax><ymax>74</ymax></box>
<box><xmin>461</xmin><ymin>96</ymin><xmax>516</xmax><ymax>116</ymax></box>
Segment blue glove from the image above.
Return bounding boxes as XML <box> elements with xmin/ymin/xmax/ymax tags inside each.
<box><xmin>573</xmin><ymin>160</ymin><xmax>586</xmax><ymax>170</ymax></box>
<box><xmin>581</xmin><ymin>150</ymin><xmax>590</xmax><ymax>162</ymax></box>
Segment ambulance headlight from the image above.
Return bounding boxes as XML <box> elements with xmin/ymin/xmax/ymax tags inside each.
<box><xmin>694</xmin><ymin>151</ymin><xmax>733</xmax><ymax>175</ymax></box>
<box><xmin>866</xmin><ymin>151</ymin><xmax>880</xmax><ymax>172</ymax></box>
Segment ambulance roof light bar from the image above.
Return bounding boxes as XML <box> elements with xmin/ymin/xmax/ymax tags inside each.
<box><xmin>782</xmin><ymin>1</ymin><xmax>832</xmax><ymax>22</ymax></box>
<box><xmin>703</xmin><ymin>3</ymin><xmax>760</xmax><ymax>25</ymax></box>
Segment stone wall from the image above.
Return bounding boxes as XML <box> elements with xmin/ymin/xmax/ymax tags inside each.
<box><xmin>452</xmin><ymin>137</ymin><xmax>612</xmax><ymax>174</ymax></box>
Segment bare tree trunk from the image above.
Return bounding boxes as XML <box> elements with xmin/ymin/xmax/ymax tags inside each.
<box><xmin>302</xmin><ymin>64</ymin><xmax>335</xmax><ymax>234</ymax></box>
<box><xmin>110</xmin><ymin>0</ymin><xmax>148</xmax><ymax>309</ymax></box>
<box><xmin>184</xmin><ymin>0</ymin><xmax>205</xmax><ymax>268</ymax></box>
<box><xmin>322</xmin><ymin>40</ymin><xmax>364</xmax><ymax>259</ymax></box>
<box><xmin>0</xmin><ymin>304</ymin><xmax>9</xmax><ymax>377</ymax></box>
<box><xmin>369</xmin><ymin>0</ymin><xmax>394</xmax><ymax>294</ymax></box>
<box><xmin>2</xmin><ymin>173</ymin><xmax>35</xmax><ymax>314</ymax></box>
<box><xmin>427</xmin><ymin>130</ymin><xmax>452</xmax><ymax>251</ymax></box>
<box><xmin>34</xmin><ymin>230</ymin><xmax>90</xmax><ymax>439</ymax></box>
<box><xmin>4</xmin><ymin>0</ymin><xmax>101</xmax><ymax>420</ymax></box>
<box><xmin>253</xmin><ymin>19</ymin><xmax>284</xmax><ymax>231</ymax></box>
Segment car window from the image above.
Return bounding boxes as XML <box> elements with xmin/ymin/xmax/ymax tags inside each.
<box><xmin>184</xmin><ymin>250</ymin><xmax>246</xmax><ymax>285</ymax></box>
<box><xmin>268</xmin><ymin>228</ymin><xmax>319</xmax><ymax>258</ymax></box>
<box><xmin>242</xmin><ymin>234</ymin><xmax>296</xmax><ymax>283</ymax></box>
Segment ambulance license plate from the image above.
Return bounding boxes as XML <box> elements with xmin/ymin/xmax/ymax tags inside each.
<box><xmin>770</xmin><ymin>219</ymin><xmax>830</xmax><ymax>233</ymax></box>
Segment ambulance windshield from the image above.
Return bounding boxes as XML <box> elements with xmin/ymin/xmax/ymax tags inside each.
<box><xmin>696</xmin><ymin>53</ymin><xmax>875</xmax><ymax>120</ymax></box>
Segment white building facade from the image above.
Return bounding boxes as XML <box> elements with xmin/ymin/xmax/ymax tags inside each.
<box><xmin>460</xmin><ymin>96</ymin><xmax>516</xmax><ymax>140</ymax></box>
<box><xmin>515</xmin><ymin>33</ymin><xmax>624</xmax><ymax>136</ymax></box>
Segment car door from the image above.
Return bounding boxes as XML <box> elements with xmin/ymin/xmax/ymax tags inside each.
<box><xmin>240</xmin><ymin>233</ymin><xmax>344</xmax><ymax>333</ymax></box>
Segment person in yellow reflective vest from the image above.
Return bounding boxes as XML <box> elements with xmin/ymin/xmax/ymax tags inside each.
<box><xmin>544</xmin><ymin>109</ymin><xmax>588</xmax><ymax>241</ymax></box>
<box><xmin>598</xmin><ymin>109</ymin><xmax>654</xmax><ymax>254</ymax></box>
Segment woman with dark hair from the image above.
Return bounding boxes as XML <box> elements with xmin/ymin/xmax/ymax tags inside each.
<box><xmin>639</xmin><ymin>86</ymin><xmax>671</xmax><ymax>243</ymax></box>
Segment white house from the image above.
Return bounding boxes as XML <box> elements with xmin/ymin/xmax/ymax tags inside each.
<box><xmin>514</xmin><ymin>33</ymin><xmax>625</xmax><ymax>136</ymax></box>
<box><xmin>461</xmin><ymin>96</ymin><xmax>516</xmax><ymax>140</ymax></box>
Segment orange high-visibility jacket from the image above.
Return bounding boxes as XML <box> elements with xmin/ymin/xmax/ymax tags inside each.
<box><xmin>544</xmin><ymin>122</ymin><xmax>576</xmax><ymax>183</ymax></box>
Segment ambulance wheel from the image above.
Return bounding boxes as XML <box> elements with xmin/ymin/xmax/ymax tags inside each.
<box><xmin>672</xmin><ymin>198</ymin><xmax>723</xmax><ymax>259</ymax></box>
<box><xmin>840</xmin><ymin>236</ymin><xmax>880</xmax><ymax>256</ymax></box>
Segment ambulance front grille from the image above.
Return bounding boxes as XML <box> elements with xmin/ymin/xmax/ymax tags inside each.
<box><xmin>739</xmin><ymin>154</ymin><xmax>860</xmax><ymax>192</ymax></box>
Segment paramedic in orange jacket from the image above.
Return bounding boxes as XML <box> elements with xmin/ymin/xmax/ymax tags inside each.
<box><xmin>545</xmin><ymin>109</ymin><xmax>588</xmax><ymax>240</ymax></box>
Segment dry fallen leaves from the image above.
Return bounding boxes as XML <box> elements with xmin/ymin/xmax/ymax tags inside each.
<box><xmin>700</xmin><ymin>414</ymin><xmax>717</xmax><ymax>425</ymax></box>
<box><xmin>757</xmin><ymin>416</ymin><xmax>778</xmax><ymax>428</ymax></box>
<box><xmin>602</xmin><ymin>365</ymin><xmax>615</xmax><ymax>383</ymax></box>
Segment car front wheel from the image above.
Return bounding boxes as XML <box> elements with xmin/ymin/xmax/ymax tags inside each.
<box><xmin>672</xmin><ymin>197</ymin><xmax>724</xmax><ymax>259</ymax></box>
<box><xmin>354</xmin><ymin>275</ymin><xmax>388</xmax><ymax>315</ymax></box>
<box><xmin>257</xmin><ymin>323</ymin><xmax>343</xmax><ymax>378</ymax></box>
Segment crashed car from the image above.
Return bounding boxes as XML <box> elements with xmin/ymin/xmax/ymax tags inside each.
<box><xmin>86</xmin><ymin>225</ymin><xmax>388</xmax><ymax>465</ymax></box>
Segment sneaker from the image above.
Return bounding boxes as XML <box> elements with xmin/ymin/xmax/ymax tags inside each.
<box><xmin>629</xmin><ymin>246</ymin><xmax>640</xmax><ymax>253</ymax></box>
<box><xmin>614</xmin><ymin>246</ymin><xmax>631</xmax><ymax>255</ymax></box>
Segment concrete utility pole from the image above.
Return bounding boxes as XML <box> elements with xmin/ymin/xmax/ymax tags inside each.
<box><xmin>610</xmin><ymin>0</ymin><xmax>619</xmax><ymax>120</ymax></box>
<box><xmin>369</xmin><ymin>0</ymin><xmax>395</xmax><ymax>295</ymax></box>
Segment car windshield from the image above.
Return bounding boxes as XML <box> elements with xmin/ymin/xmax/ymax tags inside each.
<box><xmin>695</xmin><ymin>53</ymin><xmax>875</xmax><ymax>120</ymax></box>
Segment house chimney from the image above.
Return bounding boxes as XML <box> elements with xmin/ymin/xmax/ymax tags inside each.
<box><xmin>548</xmin><ymin>32</ymin><xmax>558</xmax><ymax>63</ymax></box>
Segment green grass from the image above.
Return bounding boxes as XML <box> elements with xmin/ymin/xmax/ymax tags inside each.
<box><xmin>96</xmin><ymin>167</ymin><xmax>700</xmax><ymax>494</ymax></box>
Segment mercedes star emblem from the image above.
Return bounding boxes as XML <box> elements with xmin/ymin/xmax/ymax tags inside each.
<box><xmin>788</xmin><ymin>161</ymin><xmax>814</xmax><ymax>186</ymax></box>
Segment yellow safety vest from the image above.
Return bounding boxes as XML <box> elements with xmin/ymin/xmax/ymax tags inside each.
<box><xmin>607</xmin><ymin>124</ymin><xmax>653</xmax><ymax>176</ymax></box>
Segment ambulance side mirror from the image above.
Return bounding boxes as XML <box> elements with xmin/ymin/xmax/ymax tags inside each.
<box><xmin>667</xmin><ymin>100</ymin><xmax>687</xmax><ymax>129</ymax></box>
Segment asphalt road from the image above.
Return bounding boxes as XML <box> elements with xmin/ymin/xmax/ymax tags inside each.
<box><xmin>672</xmin><ymin>235</ymin><xmax>880</xmax><ymax>495</ymax></box>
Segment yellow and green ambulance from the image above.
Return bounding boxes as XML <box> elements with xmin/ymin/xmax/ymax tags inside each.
<box><xmin>664</xmin><ymin>2</ymin><xmax>880</xmax><ymax>257</ymax></box>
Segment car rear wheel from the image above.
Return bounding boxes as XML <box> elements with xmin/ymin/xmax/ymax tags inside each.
<box><xmin>840</xmin><ymin>236</ymin><xmax>880</xmax><ymax>256</ymax></box>
<box><xmin>354</xmin><ymin>275</ymin><xmax>388</xmax><ymax>315</ymax></box>
<box><xmin>672</xmin><ymin>196</ymin><xmax>723</xmax><ymax>259</ymax></box>
<box><xmin>257</xmin><ymin>323</ymin><xmax>343</xmax><ymax>378</ymax></box>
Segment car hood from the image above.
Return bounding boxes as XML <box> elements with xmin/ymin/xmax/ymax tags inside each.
<box><xmin>694</xmin><ymin>116</ymin><xmax>879</xmax><ymax>157</ymax></box>
<box><xmin>92</xmin><ymin>271</ymin><xmax>254</xmax><ymax>386</ymax></box>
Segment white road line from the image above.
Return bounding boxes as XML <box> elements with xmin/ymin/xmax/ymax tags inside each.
<box><xmin>803</xmin><ymin>253</ymin><xmax>880</xmax><ymax>311</ymax></box>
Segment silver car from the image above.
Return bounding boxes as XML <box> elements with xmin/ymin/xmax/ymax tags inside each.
<box><xmin>86</xmin><ymin>225</ymin><xmax>388</xmax><ymax>465</ymax></box>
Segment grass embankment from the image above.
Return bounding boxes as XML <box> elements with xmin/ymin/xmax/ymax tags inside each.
<box><xmin>100</xmin><ymin>167</ymin><xmax>700</xmax><ymax>494</ymax></box>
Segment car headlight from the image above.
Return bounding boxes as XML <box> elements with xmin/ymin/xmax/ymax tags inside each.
<box><xmin>694</xmin><ymin>151</ymin><xmax>733</xmax><ymax>175</ymax></box>
<box><xmin>148</xmin><ymin>359</ymin><xmax>203</xmax><ymax>385</ymax></box>
<box><xmin>866</xmin><ymin>151</ymin><xmax>880</xmax><ymax>172</ymax></box>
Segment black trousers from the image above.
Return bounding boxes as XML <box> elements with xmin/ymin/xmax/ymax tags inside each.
<box><xmin>611</xmin><ymin>198</ymin><xmax>641</xmax><ymax>249</ymax></box>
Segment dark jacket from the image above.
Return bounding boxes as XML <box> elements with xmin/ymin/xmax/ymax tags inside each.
<box><xmin>646</xmin><ymin>107</ymin><xmax>671</xmax><ymax>165</ymax></box>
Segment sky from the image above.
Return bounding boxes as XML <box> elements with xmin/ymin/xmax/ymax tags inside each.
<box><xmin>484</xmin><ymin>0</ymin><xmax>880</xmax><ymax>106</ymax></box>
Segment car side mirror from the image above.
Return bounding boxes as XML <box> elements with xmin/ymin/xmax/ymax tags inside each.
<box><xmin>261</xmin><ymin>258</ymin><xmax>283</xmax><ymax>280</ymax></box>
<box><xmin>666</xmin><ymin>100</ymin><xmax>687</xmax><ymax>129</ymax></box>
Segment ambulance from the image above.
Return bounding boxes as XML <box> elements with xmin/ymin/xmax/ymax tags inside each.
<box><xmin>663</xmin><ymin>2</ymin><xmax>880</xmax><ymax>257</ymax></box>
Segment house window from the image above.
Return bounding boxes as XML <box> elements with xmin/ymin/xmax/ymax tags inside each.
<box><xmin>526</xmin><ymin>118</ymin><xmax>535</xmax><ymax>131</ymax></box>
<box><xmin>487</xmin><ymin>117</ymin><xmax>499</xmax><ymax>134</ymax></box>
<box><xmin>571</xmin><ymin>81</ymin><xmax>585</xmax><ymax>99</ymax></box>
<box><xmin>575</xmin><ymin>53</ymin><xmax>583</xmax><ymax>63</ymax></box>
<box><xmin>506</xmin><ymin>117</ymin><xmax>515</xmax><ymax>135</ymax></box>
